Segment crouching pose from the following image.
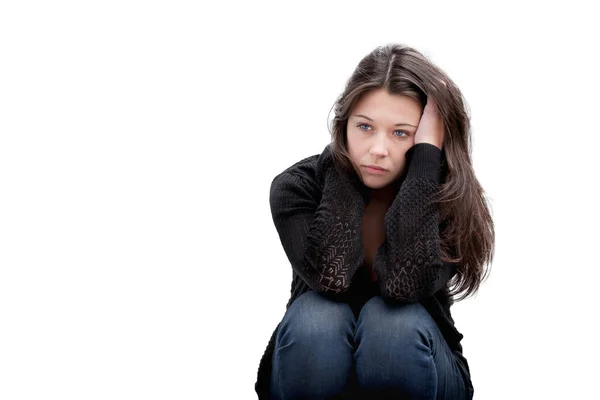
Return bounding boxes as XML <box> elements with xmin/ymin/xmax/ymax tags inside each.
<box><xmin>255</xmin><ymin>43</ymin><xmax>495</xmax><ymax>400</ymax></box>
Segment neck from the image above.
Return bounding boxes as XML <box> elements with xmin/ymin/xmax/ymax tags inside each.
<box><xmin>368</xmin><ymin>180</ymin><xmax>401</xmax><ymax>206</ymax></box>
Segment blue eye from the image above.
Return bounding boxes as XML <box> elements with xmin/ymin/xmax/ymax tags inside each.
<box><xmin>357</xmin><ymin>123</ymin><xmax>408</xmax><ymax>138</ymax></box>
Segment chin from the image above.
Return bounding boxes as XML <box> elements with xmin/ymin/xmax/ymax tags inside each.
<box><xmin>363</xmin><ymin>179</ymin><xmax>391</xmax><ymax>190</ymax></box>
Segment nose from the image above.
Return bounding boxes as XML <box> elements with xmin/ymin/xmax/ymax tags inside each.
<box><xmin>369</xmin><ymin>132</ymin><xmax>389</xmax><ymax>157</ymax></box>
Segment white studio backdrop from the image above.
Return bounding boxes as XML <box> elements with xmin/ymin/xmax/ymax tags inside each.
<box><xmin>1</xmin><ymin>1</ymin><xmax>598</xmax><ymax>399</ymax></box>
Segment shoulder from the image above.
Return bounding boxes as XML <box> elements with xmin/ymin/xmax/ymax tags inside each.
<box><xmin>271</xmin><ymin>143</ymin><xmax>333</xmax><ymax>189</ymax></box>
<box><xmin>269</xmin><ymin>147</ymin><xmax>331</xmax><ymax>213</ymax></box>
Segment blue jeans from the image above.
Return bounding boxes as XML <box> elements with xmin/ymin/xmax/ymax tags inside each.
<box><xmin>270</xmin><ymin>291</ymin><xmax>470</xmax><ymax>400</ymax></box>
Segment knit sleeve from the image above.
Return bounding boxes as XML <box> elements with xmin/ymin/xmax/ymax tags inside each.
<box><xmin>269</xmin><ymin>156</ymin><xmax>365</xmax><ymax>294</ymax></box>
<box><xmin>373</xmin><ymin>143</ymin><xmax>454</xmax><ymax>302</ymax></box>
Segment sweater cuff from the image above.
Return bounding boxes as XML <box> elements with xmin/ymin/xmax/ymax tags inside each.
<box><xmin>406</xmin><ymin>143</ymin><xmax>442</xmax><ymax>182</ymax></box>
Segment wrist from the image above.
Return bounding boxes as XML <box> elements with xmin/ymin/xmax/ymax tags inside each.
<box><xmin>414</xmin><ymin>137</ymin><xmax>442</xmax><ymax>150</ymax></box>
<box><xmin>405</xmin><ymin>142</ymin><xmax>443</xmax><ymax>182</ymax></box>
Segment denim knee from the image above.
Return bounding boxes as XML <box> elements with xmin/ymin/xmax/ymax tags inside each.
<box><xmin>277</xmin><ymin>291</ymin><xmax>356</xmax><ymax>344</ymax></box>
<box><xmin>270</xmin><ymin>291</ymin><xmax>356</xmax><ymax>400</ymax></box>
<box><xmin>355</xmin><ymin>297</ymin><xmax>439</xmax><ymax>396</ymax></box>
<box><xmin>357</xmin><ymin>297</ymin><xmax>437</xmax><ymax>348</ymax></box>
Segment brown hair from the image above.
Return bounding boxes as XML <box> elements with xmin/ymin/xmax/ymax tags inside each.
<box><xmin>328</xmin><ymin>43</ymin><xmax>495</xmax><ymax>301</ymax></box>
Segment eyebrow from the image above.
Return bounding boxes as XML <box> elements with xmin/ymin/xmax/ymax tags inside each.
<box><xmin>353</xmin><ymin>114</ymin><xmax>417</xmax><ymax>128</ymax></box>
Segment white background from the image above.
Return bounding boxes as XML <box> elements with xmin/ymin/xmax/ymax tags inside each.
<box><xmin>1</xmin><ymin>1</ymin><xmax>599</xmax><ymax>399</ymax></box>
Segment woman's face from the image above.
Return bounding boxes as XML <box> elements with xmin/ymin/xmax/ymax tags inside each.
<box><xmin>346</xmin><ymin>88</ymin><xmax>423</xmax><ymax>189</ymax></box>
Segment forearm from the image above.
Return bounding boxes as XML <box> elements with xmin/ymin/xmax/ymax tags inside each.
<box><xmin>270</xmin><ymin>164</ymin><xmax>366</xmax><ymax>294</ymax></box>
<box><xmin>374</xmin><ymin>143</ymin><xmax>453</xmax><ymax>302</ymax></box>
<box><xmin>303</xmin><ymin>166</ymin><xmax>365</xmax><ymax>293</ymax></box>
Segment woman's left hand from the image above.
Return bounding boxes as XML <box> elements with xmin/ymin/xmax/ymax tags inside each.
<box><xmin>414</xmin><ymin>97</ymin><xmax>445</xmax><ymax>150</ymax></box>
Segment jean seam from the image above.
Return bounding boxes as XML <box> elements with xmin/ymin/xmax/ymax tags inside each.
<box><xmin>270</xmin><ymin>324</ymin><xmax>288</xmax><ymax>400</ymax></box>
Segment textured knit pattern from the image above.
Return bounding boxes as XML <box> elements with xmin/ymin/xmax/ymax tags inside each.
<box><xmin>373</xmin><ymin>162</ymin><xmax>454</xmax><ymax>301</ymax></box>
<box><xmin>270</xmin><ymin>160</ymin><xmax>365</xmax><ymax>293</ymax></box>
<box><xmin>255</xmin><ymin>143</ymin><xmax>469</xmax><ymax>399</ymax></box>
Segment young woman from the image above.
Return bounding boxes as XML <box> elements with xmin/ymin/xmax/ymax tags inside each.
<box><xmin>255</xmin><ymin>43</ymin><xmax>495</xmax><ymax>400</ymax></box>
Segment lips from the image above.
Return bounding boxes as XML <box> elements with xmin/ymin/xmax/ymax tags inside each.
<box><xmin>362</xmin><ymin>165</ymin><xmax>388</xmax><ymax>175</ymax></box>
<box><xmin>364</xmin><ymin>165</ymin><xmax>387</xmax><ymax>171</ymax></box>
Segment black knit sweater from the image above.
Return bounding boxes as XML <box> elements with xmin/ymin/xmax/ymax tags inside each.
<box><xmin>255</xmin><ymin>143</ymin><xmax>474</xmax><ymax>399</ymax></box>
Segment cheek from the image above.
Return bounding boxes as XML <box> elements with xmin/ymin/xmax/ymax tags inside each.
<box><xmin>345</xmin><ymin>137</ymin><xmax>363</xmax><ymax>173</ymax></box>
<box><xmin>346</xmin><ymin>132</ymin><xmax>361</xmax><ymax>156</ymax></box>
<box><xmin>346</xmin><ymin>129</ymin><xmax>358</xmax><ymax>147</ymax></box>
<box><xmin>390</xmin><ymin>154</ymin><xmax>408</xmax><ymax>176</ymax></box>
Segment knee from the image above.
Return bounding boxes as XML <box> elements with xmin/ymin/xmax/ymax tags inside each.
<box><xmin>355</xmin><ymin>299</ymin><xmax>438</xmax><ymax>392</ymax></box>
<box><xmin>357</xmin><ymin>297</ymin><xmax>436</xmax><ymax>350</ymax></box>
<box><xmin>270</xmin><ymin>292</ymin><xmax>355</xmax><ymax>398</ymax></box>
<box><xmin>278</xmin><ymin>291</ymin><xmax>355</xmax><ymax>344</ymax></box>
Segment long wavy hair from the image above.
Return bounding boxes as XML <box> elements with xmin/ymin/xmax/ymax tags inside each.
<box><xmin>328</xmin><ymin>43</ymin><xmax>495</xmax><ymax>301</ymax></box>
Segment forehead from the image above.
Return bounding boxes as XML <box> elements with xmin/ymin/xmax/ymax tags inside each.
<box><xmin>352</xmin><ymin>88</ymin><xmax>422</xmax><ymax>121</ymax></box>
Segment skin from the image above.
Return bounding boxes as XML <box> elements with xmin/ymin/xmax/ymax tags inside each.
<box><xmin>345</xmin><ymin>87</ymin><xmax>445</xmax><ymax>280</ymax></box>
<box><xmin>346</xmin><ymin>87</ymin><xmax>445</xmax><ymax>199</ymax></box>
